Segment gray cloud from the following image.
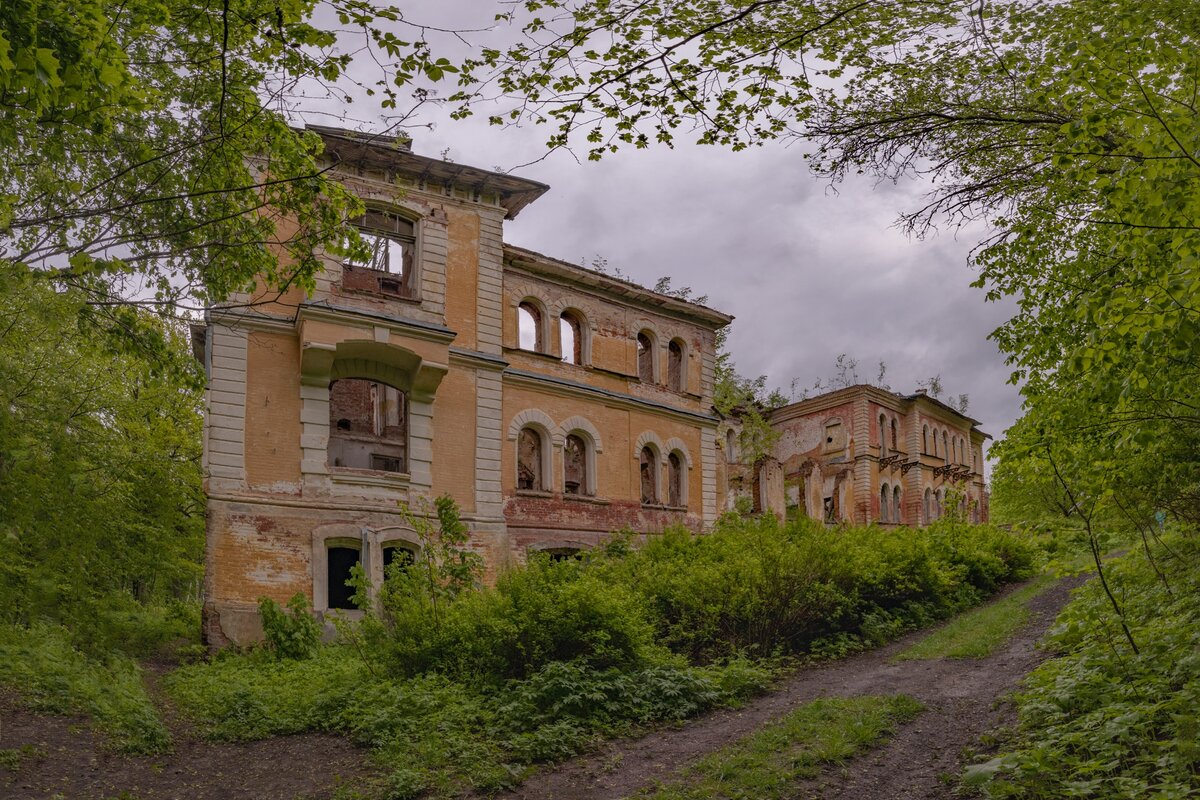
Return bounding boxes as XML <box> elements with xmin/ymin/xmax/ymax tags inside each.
<box><xmin>312</xmin><ymin>9</ymin><xmax>1025</xmax><ymax>475</ymax></box>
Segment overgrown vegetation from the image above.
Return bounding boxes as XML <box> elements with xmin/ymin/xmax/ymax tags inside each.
<box><xmin>0</xmin><ymin>277</ymin><xmax>203</xmax><ymax>751</ymax></box>
<box><xmin>637</xmin><ymin>695</ymin><xmax>924</xmax><ymax>800</ymax></box>
<box><xmin>168</xmin><ymin>509</ymin><xmax>1033</xmax><ymax>797</ymax></box>
<box><xmin>0</xmin><ymin>624</ymin><xmax>171</xmax><ymax>753</ymax></box>
<box><xmin>969</xmin><ymin>536</ymin><xmax>1200</xmax><ymax>799</ymax></box>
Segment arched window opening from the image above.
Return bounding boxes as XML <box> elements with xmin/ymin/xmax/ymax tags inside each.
<box><xmin>345</xmin><ymin>210</ymin><xmax>416</xmax><ymax>297</ymax></box>
<box><xmin>667</xmin><ymin>339</ymin><xmax>685</xmax><ymax>392</ymax></box>
<box><xmin>942</xmin><ymin>431</ymin><xmax>949</xmax><ymax>461</ymax></box>
<box><xmin>564</xmin><ymin>433</ymin><xmax>590</xmax><ymax>496</ymax></box>
<box><xmin>880</xmin><ymin>484</ymin><xmax>890</xmax><ymax>523</ymax></box>
<box><xmin>893</xmin><ymin>486</ymin><xmax>902</xmax><ymax>524</ymax></box>
<box><xmin>640</xmin><ymin>446</ymin><xmax>659</xmax><ymax>504</ymax></box>
<box><xmin>923</xmin><ymin>488</ymin><xmax>933</xmax><ymax>524</ymax></box>
<box><xmin>327</xmin><ymin>544</ymin><xmax>361</xmax><ymax>610</ymax></box>
<box><xmin>328</xmin><ymin>379</ymin><xmax>407</xmax><ymax>473</ymax></box>
<box><xmin>922</xmin><ymin>425</ymin><xmax>929</xmax><ymax>454</ymax></box>
<box><xmin>668</xmin><ymin>452</ymin><xmax>684</xmax><ymax>507</ymax></box>
<box><xmin>935</xmin><ymin>489</ymin><xmax>944</xmax><ymax>519</ymax></box>
<box><xmin>560</xmin><ymin>311</ymin><xmax>583</xmax><ymax>365</ymax></box>
<box><xmin>725</xmin><ymin>428</ymin><xmax>738</xmax><ymax>462</ymax></box>
<box><xmin>879</xmin><ymin>414</ymin><xmax>887</xmax><ymax>455</ymax></box>
<box><xmin>382</xmin><ymin>544</ymin><xmax>416</xmax><ymax>580</ymax></box>
<box><xmin>637</xmin><ymin>331</ymin><xmax>655</xmax><ymax>383</ymax></box>
<box><xmin>518</xmin><ymin>301</ymin><xmax>543</xmax><ymax>352</ymax></box>
<box><xmin>890</xmin><ymin>418</ymin><xmax>898</xmax><ymax>451</ymax></box>
<box><xmin>517</xmin><ymin>427</ymin><xmax>544</xmax><ymax>491</ymax></box>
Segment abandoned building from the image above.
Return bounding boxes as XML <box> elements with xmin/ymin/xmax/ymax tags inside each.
<box><xmin>197</xmin><ymin>128</ymin><xmax>991</xmax><ymax>645</ymax></box>
<box><xmin>198</xmin><ymin>127</ymin><xmax>732</xmax><ymax>645</ymax></box>
<box><xmin>731</xmin><ymin>385</ymin><xmax>990</xmax><ymax>526</ymax></box>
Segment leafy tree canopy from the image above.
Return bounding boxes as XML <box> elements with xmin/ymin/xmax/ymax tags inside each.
<box><xmin>0</xmin><ymin>0</ymin><xmax>458</xmax><ymax>315</ymax></box>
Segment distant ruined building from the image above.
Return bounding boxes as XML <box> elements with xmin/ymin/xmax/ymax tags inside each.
<box><xmin>196</xmin><ymin>129</ymin><xmax>989</xmax><ymax>645</ymax></box>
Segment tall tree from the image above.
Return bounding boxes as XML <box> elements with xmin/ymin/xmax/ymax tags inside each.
<box><xmin>1</xmin><ymin>0</ymin><xmax>457</xmax><ymax>315</ymax></box>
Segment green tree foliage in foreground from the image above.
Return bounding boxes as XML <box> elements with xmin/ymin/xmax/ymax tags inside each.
<box><xmin>453</xmin><ymin>0</ymin><xmax>1200</xmax><ymax>526</ymax></box>
<box><xmin>0</xmin><ymin>273</ymin><xmax>203</xmax><ymax>652</ymax></box>
<box><xmin>0</xmin><ymin>0</ymin><xmax>458</xmax><ymax>317</ymax></box>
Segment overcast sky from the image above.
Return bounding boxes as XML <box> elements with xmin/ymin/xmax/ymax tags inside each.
<box><xmin>307</xmin><ymin>4</ymin><xmax>1026</xmax><ymax>472</ymax></box>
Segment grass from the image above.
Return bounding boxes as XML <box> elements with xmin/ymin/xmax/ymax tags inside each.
<box><xmin>894</xmin><ymin>573</ymin><xmax>1056</xmax><ymax>661</ymax></box>
<box><xmin>0</xmin><ymin>623</ymin><xmax>170</xmax><ymax>754</ymax></box>
<box><xmin>635</xmin><ymin>695</ymin><xmax>924</xmax><ymax>800</ymax></box>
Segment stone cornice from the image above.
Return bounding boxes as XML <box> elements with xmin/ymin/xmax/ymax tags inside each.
<box><xmin>298</xmin><ymin>301</ymin><xmax>457</xmax><ymax>345</ymax></box>
<box><xmin>503</xmin><ymin>368</ymin><xmax>719</xmax><ymax>425</ymax></box>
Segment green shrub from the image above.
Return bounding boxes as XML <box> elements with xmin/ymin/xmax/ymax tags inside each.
<box><xmin>259</xmin><ymin>593</ymin><xmax>322</xmax><ymax>660</ymax></box>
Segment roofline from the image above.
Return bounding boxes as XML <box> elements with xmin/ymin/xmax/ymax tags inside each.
<box><xmin>503</xmin><ymin>243</ymin><xmax>734</xmax><ymax>329</ymax></box>
<box><xmin>305</xmin><ymin>125</ymin><xmax>551</xmax><ymax>220</ymax></box>
<box><xmin>768</xmin><ymin>384</ymin><xmax>989</xmax><ymax>437</ymax></box>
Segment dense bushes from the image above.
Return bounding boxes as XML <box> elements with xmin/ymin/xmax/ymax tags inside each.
<box><xmin>356</xmin><ymin>510</ymin><xmax>1036</xmax><ymax>681</ymax></box>
<box><xmin>975</xmin><ymin>535</ymin><xmax>1200</xmax><ymax>798</ymax></box>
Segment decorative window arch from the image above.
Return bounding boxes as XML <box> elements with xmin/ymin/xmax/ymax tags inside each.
<box><xmin>880</xmin><ymin>483</ymin><xmax>890</xmax><ymax>523</ymax></box>
<box><xmin>922</xmin><ymin>424</ymin><xmax>929</xmax><ymax>454</ymax></box>
<box><xmin>725</xmin><ymin>427</ymin><xmax>738</xmax><ymax>463</ymax></box>
<box><xmin>890</xmin><ymin>418</ymin><xmax>898</xmax><ymax>451</ymax></box>
<box><xmin>935</xmin><ymin>488</ymin><xmax>944</xmax><ymax>518</ymax></box>
<box><xmin>518</xmin><ymin>298</ymin><xmax>548</xmax><ymax>353</ymax></box>
<box><xmin>923</xmin><ymin>488</ymin><xmax>933</xmax><ymax>524</ymax></box>
<box><xmin>560</xmin><ymin>416</ymin><xmax>602</xmax><ymax>497</ymax></box>
<box><xmin>559</xmin><ymin>308</ymin><xmax>588</xmax><ymax>365</ymax></box>
<box><xmin>509</xmin><ymin>409</ymin><xmax>560</xmax><ymax>492</ymax></box>
<box><xmin>879</xmin><ymin>413</ymin><xmax>888</xmax><ymax>455</ymax></box>
<box><xmin>663</xmin><ymin>437</ymin><xmax>693</xmax><ymax>510</ymax></box>
<box><xmin>640</xmin><ymin>444</ymin><xmax>661</xmax><ymax>505</ymax></box>
<box><xmin>667</xmin><ymin>338</ymin><xmax>687</xmax><ymax>392</ymax></box>
<box><xmin>893</xmin><ymin>485</ymin><xmax>902</xmax><ymax>524</ymax></box>
<box><xmin>636</xmin><ymin>329</ymin><xmax>659</xmax><ymax>383</ymax></box>
<box><xmin>942</xmin><ymin>430</ymin><xmax>949</xmax><ymax>461</ymax></box>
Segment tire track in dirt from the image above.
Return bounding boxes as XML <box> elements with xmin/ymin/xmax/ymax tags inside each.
<box><xmin>500</xmin><ymin>575</ymin><xmax>1088</xmax><ymax>800</ymax></box>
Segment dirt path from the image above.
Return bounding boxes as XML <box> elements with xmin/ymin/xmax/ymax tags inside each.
<box><xmin>500</xmin><ymin>575</ymin><xmax>1088</xmax><ymax>800</ymax></box>
<box><xmin>0</xmin><ymin>668</ymin><xmax>378</xmax><ymax>800</ymax></box>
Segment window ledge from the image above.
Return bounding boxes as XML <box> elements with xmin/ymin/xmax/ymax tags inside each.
<box><xmin>330</xmin><ymin>467</ymin><xmax>411</xmax><ymax>488</ymax></box>
<box><xmin>563</xmin><ymin>494</ymin><xmax>610</xmax><ymax>506</ymax></box>
<box><xmin>515</xmin><ymin>488</ymin><xmax>555</xmax><ymax>498</ymax></box>
<box><xmin>336</xmin><ymin>282</ymin><xmax>423</xmax><ymax>305</ymax></box>
<box><xmin>641</xmin><ymin>503</ymin><xmax>688</xmax><ymax>512</ymax></box>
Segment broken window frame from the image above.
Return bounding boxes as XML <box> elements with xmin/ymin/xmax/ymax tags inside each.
<box><xmin>517</xmin><ymin>426</ymin><xmax>547</xmax><ymax>492</ymax></box>
<box><xmin>639</xmin><ymin>445</ymin><xmax>660</xmax><ymax>505</ymax></box>
<box><xmin>563</xmin><ymin>432</ymin><xmax>593</xmax><ymax>497</ymax></box>
<box><xmin>518</xmin><ymin>300</ymin><xmax>545</xmax><ymax>353</ymax></box>
<box><xmin>636</xmin><ymin>330</ymin><xmax>657</xmax><ymax>383</ymax></box>
<box><xmin>344</xmin><ymin>209</ymin><xmax>417</xmax><ymax>298</ymax></box>
<box><xmin>667</xmin><ymin>451</ymin><xmax>685</xmax><ymax>508</ymax></box>
<box><xmin>327</xmin><ymin>378</ymin><xmax>409</xmax><ymax>475</ymax></box>
<box><xmin>560</xmin><ymin>309</ymin><xmax>585</xmax><ymax>365</ymax></box>
<box><xmin>667</xmin><ymin>338</ymin><xmax>686</xmax><ymax>392</ymax></box>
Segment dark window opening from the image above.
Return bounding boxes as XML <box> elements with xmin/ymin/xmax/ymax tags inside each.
<box><xmin>823</xmin><ymin>495</ymin><xmax>837</xmax><ymax>524</ymax></box>
<box><xmin>327</xmin><ymin>546</ymin><xmax>360</xmax><ymax>610</ymax></box>
<box><xmin>564</xmin><ymin>434</ymin><xmax>588</xmax><ymax>496</ymax></box>
<box><xmin>343</xmin><ymin>210</ymin><xmax>416</xmax><ymax>298</ymax></box>
<box><xmin>668</xmin><ymin>452</ymin><xmax>684</xmax><ymax>507</ymax></box>
<box><xmin>545</xmin><ymin>548</ymin><xmax>582</xmax><ymax>563</ymax></box>
<box><xmin>383</xmin><ymin>544</ymin><xmax>415</xmax><ymax>579</ymax></box>
<box><xmin>328</xmin><ymin>379</ymin><xmax>407</xmax><ymax>473</ymax></box>
<box><xmin>637</xmin><ymin>332</ymin><xmax>655</xmax><ymax>383</ymax></box>
<box><xmin>518</xmin><ymin>427</ymin><xmax>543</xmax><ymax>491</ymax></box>
<box><xmin>667</xmin><ymin>339</ymin><xmax>684</xmax><ymax>392</ymax></box>
<box><xmin>890</xmin><ymin>418</ymin><xmax>898</xmax><ymax>451</ymax></box>
<box><xmin>640</xmin><ymin>446</ymin><xmax>658</xmax><ymax>504</ymax></box>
